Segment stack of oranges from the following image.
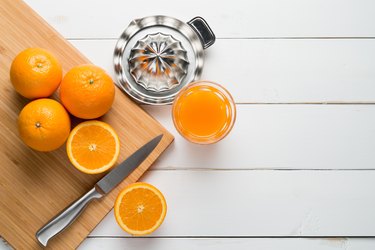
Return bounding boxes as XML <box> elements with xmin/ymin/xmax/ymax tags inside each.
<box><xmin>11</xmin><ymin>48</ymin><xmax>119</xmax><ymax>174</ymax></box>
<box><xmin>10</xmin><ymin>48</ymin><xmax>167</xmax><ymax>236</ymax></box>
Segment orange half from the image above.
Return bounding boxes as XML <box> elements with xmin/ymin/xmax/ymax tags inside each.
<box><xmin>66</xmin><ymin>120</ymin><xmax>120</xmax><ymax>174</ymax></box>
<box><xmin>114</xmin><ymin>182</ymin><xmax>167</xmax><ymax>236</ymax></box>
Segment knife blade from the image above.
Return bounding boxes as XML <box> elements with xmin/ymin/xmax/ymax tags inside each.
<box><xmin>95</xmin><ymin>134</ymin><xmax>162</xmax><ymax>194</ymax></box>
<box><xmin>36</xmin><ymin>134</ymin><xmax>163</xmax><ymax>247</ymax></box>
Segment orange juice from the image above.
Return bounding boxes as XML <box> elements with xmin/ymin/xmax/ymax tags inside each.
<box><xmin>172</xmin><ymin>81</ymin><xmax>236</xmax><ymax>144</ymax></box>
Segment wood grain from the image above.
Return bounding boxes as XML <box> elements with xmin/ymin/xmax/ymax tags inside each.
<box><xmin>0</xmin><ymin>0</ymin><xmax>173</xmax><ymax>249</ymax></box>
<box><xmin>70</xmin><ymin>39</ymin><xmax>375</xmax><ymax>103</ymax></box>
<box><xmin>1</xmin><ymin>1</ymin><xmax>374</xmax><ymax>250</ymax></box>
<box><xmin>80</xmin><ymin>238</ymin><xmax>375</xmax><ymax>250</ymax></box>
<box><xmin>24</xmin><ymin>0</ymin><xmax>375</xmax><ymax>39</ymax></box>
<box><xmin>143</xmin><ymin>105</ymin><xmax>375</xmax><ymax>170</ymax></box>
<box><xmin>91</xmin><ymin>170</ymin><xmax>375</xmax><ymax>236</ymax></box>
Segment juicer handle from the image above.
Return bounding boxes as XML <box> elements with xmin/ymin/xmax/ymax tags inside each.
<box><xmin>188</xmin><ymin>17</ymin><xmax>216</xmax><ymax>49</ymax></box>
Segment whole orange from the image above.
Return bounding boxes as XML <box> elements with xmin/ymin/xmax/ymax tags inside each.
<box><xmin>18</xmin><ymin>98</ymin><xmax>71</xmax><ymax>152</ymax></box>
<box><xmin>60</xmin><ymin>64</ymin><xmax>115</xmax><ymax>119</ymax></box>
<box><xmin>10</xmin><ymin>48</ymin><xmax>62</xmax><ymax>99</ymax></box>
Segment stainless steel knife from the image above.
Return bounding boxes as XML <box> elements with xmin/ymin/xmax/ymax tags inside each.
<box><xmin>36</xmin><ymin>134</ymin><xmax>163</xmax><ymax>247</ymax></box>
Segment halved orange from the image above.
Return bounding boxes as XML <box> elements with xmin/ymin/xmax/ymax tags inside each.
<box><xmin>114</xmin><ymin>182</ymin><xmax>167</xmax><ymax>236</ymax></box>
<box><xmin>66</xmin><ymin>120</ymin><xmax>120</xmax><ymax>174</ymax></box>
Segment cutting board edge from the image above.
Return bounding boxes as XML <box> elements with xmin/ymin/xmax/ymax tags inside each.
<box><xmin>0</xmin><ymin>0</ymin><xmax>175</xmax><ymax>248</ymax></box>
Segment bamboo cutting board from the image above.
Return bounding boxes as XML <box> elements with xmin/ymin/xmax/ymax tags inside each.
<box><xmin>0</xmin><ymin>0</ymin><xmax>174</xmax><ymax>249</ymax></box>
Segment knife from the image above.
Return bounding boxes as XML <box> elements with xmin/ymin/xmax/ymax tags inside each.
<box><xmin>36</xmin><ymin>134</ymin><xmax>163</xmax><ymax>247</ymax></box>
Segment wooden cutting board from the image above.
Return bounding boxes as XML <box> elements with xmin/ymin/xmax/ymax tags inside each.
<box><xmin>0</xmin><ymin>0</ymin><xmax>174</xmax><ymax>249</ymax></box>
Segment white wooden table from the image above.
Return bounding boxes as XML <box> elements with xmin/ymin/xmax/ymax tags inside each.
<box><xmin>2</xmin><ymin>0</ymin><xmax>375</xmax><ymax>249</ymax></box>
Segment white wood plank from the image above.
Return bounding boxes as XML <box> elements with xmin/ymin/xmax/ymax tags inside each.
<box><xmin>143</xmin><ymin>105</ymin><xmax>375</xmax><ymax>170</ymax></box>
<box><xmin>69</xmin><ymin>39</ymin><xmax>375</xmax><ymax>103</ymax></box>
<box><xmin>25</xmin><ymin>0</ymin><xmax>375</xmax><ymax>38</ymax></box>
<box><xmin>90</xmin><ymin>170</ymin><xmax>375</xmax><ymax>236</ymax></box>
<box><xmin>0</xmin><ymin>239</ymin><xmax>11</xmax><ymax>250</ymax></box>
<box><xmin>5</xmin><ymin>1</ymin><xmax>375</xmax><ymax>249</ymax></box>
<box><xmin>79</xmin><ymin>238</ymin><xmax>375</xmax><ymax>250</ymax></box>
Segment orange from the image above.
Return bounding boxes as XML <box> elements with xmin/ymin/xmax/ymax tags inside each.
<box><xmin>114</xmin><ymin>182</ymin><xmax>167</xmax><ymax>236</ymax></box>
<box><xmin>66</xmin><ymin>120</ymin><xmax>120</xmax><ymax>174</ymax></box>
<box><xmin>10</xmin><ymin>48</ymin><xmax>62</xmax><ymax>99</ymax></box>
<box><xmin>18</xmin><ymin>98</ymin><xmax>71</xmax><ymax>152</ymax></box>
<box><xmin>60</xmin><ymin>64</ymin><xmax>115</xmax><ymax>119</ymax></box>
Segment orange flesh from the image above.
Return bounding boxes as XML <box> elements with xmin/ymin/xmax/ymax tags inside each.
<box><xmin>70</xmin><ymin>125</ymin><xmax>117</xmax><ymax>170</ymax></box>
<box><xmin>119</xmin><ymin>188</ymin><xmax>163</xmax><ymax>231</ymax></box>
<box><xmin>174</xmin><ymin>85</ymin><xmax>232</xmax><ymax>140</ymax></box>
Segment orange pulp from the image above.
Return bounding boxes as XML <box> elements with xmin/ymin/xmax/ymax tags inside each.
<box><xmin>172</xmin><ymin>81</ymin><xmax>235</xmax><ymax>144</ymax></box>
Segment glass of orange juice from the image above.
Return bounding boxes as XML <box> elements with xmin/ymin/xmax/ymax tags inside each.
<box><xmin>172</xmin><ymin>81</ymin><xmax>236</xmax><ymax>144</ymax></box>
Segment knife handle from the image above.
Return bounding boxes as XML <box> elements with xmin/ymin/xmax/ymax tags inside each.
<box><xmin>36</xmin><ymin>187</ymin><xmax>103</xmax><ymax>247</ymax></box>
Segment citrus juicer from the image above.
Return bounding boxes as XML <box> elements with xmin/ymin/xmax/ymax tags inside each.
<box><xmin>114</xmin><ymin>16</ymin><xmax>215</xmax><ymax>104</ymax></box>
